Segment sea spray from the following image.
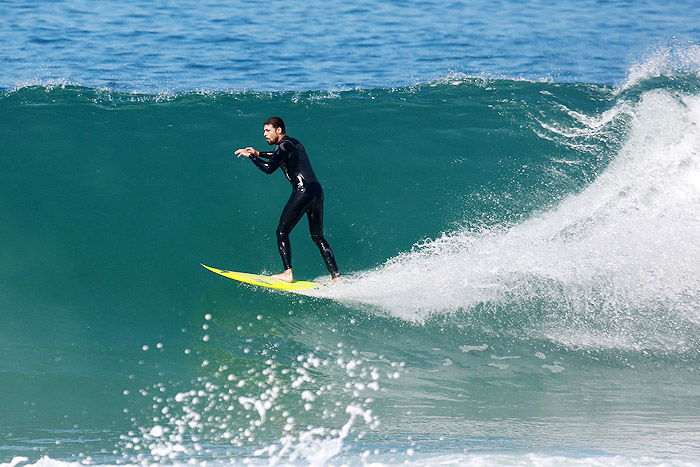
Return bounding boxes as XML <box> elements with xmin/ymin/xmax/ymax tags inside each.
<box><xmin>322</xmin><ymin>84</ymin><xmax>700</xmax><ymax>356</ymax></box>
<box><xmin>118</xmin><ymin>342</ymin><xmax>399</xmax><ymax>465</ymax></box>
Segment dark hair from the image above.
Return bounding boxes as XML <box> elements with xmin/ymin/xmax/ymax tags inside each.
<box><xmin>264</xmin><ymin>116</ymin><xmax>286</xmax><ymax>133</ymax></box>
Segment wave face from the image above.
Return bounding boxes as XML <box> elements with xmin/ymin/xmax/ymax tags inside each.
<box><xmin>3</xmin><ymin>65</ymin><xmax>700</xmax><ymax>465</ymax></box>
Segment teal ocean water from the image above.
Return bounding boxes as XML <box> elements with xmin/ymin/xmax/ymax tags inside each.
<box><xmin>3</xmin><ymin>1</ymin><xmax>700</xmax><ymax>466</ymax></box>
<box><xmin>3</xmin><ymin>58</ymin><xmax>700</xmax><ymax>466</ymax></box>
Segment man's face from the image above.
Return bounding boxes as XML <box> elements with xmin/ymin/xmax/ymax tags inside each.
<box><xmin>264</xmin><ymin>124</ymin><xmax>283</xmax><ymax>145</ymax></box>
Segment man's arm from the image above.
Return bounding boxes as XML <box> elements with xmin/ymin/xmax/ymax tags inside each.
<box><xmin>235</xmin><ymin>142</ymin><xmax>289</xmax><ymax>173</ymax></box>
<box><xmin>248</xmin><ymin>146</ymin><xmax>286</xmax><ymax>174</ymax></box>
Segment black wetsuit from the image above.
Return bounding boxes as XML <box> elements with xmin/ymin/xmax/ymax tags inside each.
<box><xmin>249</xmin><ymin>136</ymin><xmax>340</xmax><ymax>278</ymax></box>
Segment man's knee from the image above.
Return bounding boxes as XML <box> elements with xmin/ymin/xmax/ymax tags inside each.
<box><xmin>311</xmin><ymin>232</ymin><xmax>326</xmax><ymax>245</ymax></box>
<box><xmin>277</xmin><ymin>223</ymin><xmax>291</xmax><ymax>238</ymax></box>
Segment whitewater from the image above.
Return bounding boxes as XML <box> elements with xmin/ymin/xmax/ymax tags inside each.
<box><xmin>327</xmin><ymin>84</ymin><xmax>700</xmax><ymax>355</ymax></box>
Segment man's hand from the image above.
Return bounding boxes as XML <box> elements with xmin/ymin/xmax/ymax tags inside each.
<box><xmin>235</xmin><ymin>147</ymin><xmax>259</xmax><ymax>158</ymax></box>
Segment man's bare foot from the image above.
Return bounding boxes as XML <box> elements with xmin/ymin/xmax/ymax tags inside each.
<box><xmin>272</xmin><ymin>269</ymin><xmax>294</xmax><ymax>283</ymax></box>
<box><xmin>329</xmin><ymin>274</ymin><xmax>341</xmax><ymax>285</ymax></box>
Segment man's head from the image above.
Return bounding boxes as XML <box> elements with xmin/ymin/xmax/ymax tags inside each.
<box><xmin>264</xmin><ymin>116</ymin><xmax>286</xmax><ymax>145</ymax></box>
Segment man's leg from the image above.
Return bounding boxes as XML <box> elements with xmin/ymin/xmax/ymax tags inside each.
<box><xmin>307</xmin><ymin>196</ymin><xmax>340</xmax><ymax>279</ymax></box>
<box><xmin>274</xmin><ymin>191</ymin><xmax>310</xmax><ymax>282</ymax></box>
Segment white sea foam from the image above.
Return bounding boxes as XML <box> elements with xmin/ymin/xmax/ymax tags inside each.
<box><xmin>324</xmin><ymin>85</ymin><xmax>700</xmax><ymax>351</ymax></box>
<box><xmin>6</xmin><ymin>452</ymin><xmax>698</xmax><ymax>467</ymax></box>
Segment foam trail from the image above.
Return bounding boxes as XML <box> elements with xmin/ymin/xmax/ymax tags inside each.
<box><xmin>325</xmin><ymin>89</ymin><xmax>700</xmax><ymax>350</ymax></box>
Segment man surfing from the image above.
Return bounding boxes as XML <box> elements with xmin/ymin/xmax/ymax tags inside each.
<box><xmin>235</xmin><ymin>117</ymin><xmax>340</xmax><ymax>283</ymax></box>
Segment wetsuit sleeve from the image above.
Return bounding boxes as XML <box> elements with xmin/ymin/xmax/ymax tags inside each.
<box><xmin>256</xmin><ymin>151</ymin><xmax>274</xmax><ymax>159</ymax></box>
<box><xmin>248</xmin><ymin>142</ymin><xmax>290</xmax><ymax>174</ymax></box>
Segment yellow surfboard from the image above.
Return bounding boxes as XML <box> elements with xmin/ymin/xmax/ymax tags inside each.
<box><xmin>201</xmin><ymin>264</ymin><xmax>326</xmax><ymax>292</ymax></box>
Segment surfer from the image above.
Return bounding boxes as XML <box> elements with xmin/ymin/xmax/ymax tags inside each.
<box><xmin>235</xmin><ymin>117</ymin><xmax>340</xmax><ymax>283</ymax></box>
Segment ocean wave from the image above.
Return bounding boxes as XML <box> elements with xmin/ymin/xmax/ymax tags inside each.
<box><xmin>322</xmin><ymin>79</ymin><xmax>700</xmax><ymax>356</ymax></box>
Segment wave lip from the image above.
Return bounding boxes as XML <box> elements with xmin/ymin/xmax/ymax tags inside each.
<box><xmin>622</xmin><ymin>44</ymin><xmax>700</xmax><ymax>91</ymax></box>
